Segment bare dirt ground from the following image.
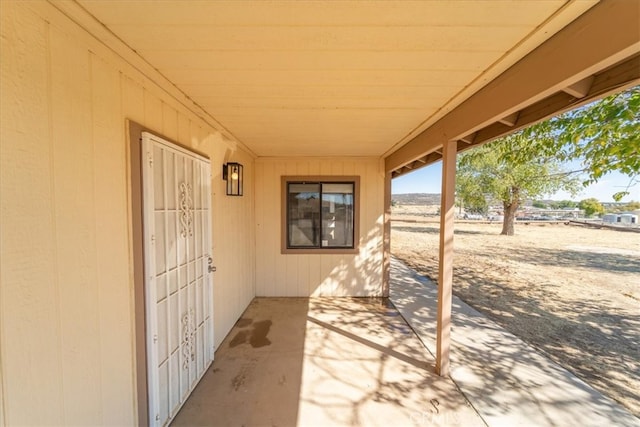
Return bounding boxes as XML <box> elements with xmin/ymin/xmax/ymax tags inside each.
<box><xmin>391</xmin><ymin>214</ymin><xmax>640</xmax><ymax>417</ymax></box>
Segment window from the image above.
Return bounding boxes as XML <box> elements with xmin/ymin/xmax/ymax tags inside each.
<box><xmin>282</xmin><ymin>177</ymin><xmax>359</xmax><ymax>253</ymax></box>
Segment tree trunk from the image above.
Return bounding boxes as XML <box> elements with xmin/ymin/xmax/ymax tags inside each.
<box><xmin>501</xmin><ymin>201</ymin><xmax>519</xmax><ymax>235</ymax></box>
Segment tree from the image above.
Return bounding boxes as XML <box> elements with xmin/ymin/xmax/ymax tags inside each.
<box><xmin>456</xmin><ymin>172</ymin><xmax>488</xmax><ymax>215</ymax></box>
<box><xmin>609</xmin><ymin>201</ymin><xmax>640</xmax><ymax>213</ymax></box>
<box><xmin>457</xmin><ymin>133</ymin><xmax>580</xmax><ymax>235</ymax></box>
<box><xmin>623</xmin><ymin>201</ymin><xmax>640</xmax><ymax>211</ymax></box>
<box><xmin>523</xmin><ymin>86</ymin><xmax>640</xmax><ymax>201</ymax></box>
<box><xmin>456</xmin><ymin>86</ymin><xmax>637</xmax><ymax>235</ymax></box>
<box><xmin>532</xmin><ymin>200</ymin><xmax>547</xmax><ymax>209</ymax></box>
<box><xmin>552</xmin><ymin>200</ymin><xmax>578</xmax><ymax>209</ymax></box>
<box><xmin>579</xmin><ymin>198</ymin><xmax>605</xmax><ymax>217</ymax></box>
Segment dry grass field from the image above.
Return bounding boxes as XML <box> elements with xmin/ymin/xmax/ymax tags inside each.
<box><xmin>391</xmin><ymin>217</ymin><xmax>640</xmax><ymax>417</ymax></box>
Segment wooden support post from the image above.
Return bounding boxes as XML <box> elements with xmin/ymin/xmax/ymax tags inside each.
<box><xmin>436</xmin><ymin>139</ymin><xmax>457</xmax><ymax>376</ymax></box>
<box><xmin>382</xmin><ymin>172</ymin><xmax>392</xmax><ymax>297</ymax></box>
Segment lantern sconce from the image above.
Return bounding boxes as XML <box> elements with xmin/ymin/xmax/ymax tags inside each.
<box><xmin>222</xmin><ymin>162</ymin><xmax>243</xmax><ymax>196</ymax></box>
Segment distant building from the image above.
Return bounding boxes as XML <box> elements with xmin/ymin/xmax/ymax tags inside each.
<box><xmin>619</xmin><ymin>213</ymin><xmax>638</xmax><ymax>225</ymax></box>
<box><xmin>602</xmin><ymin>213</ymin><xmax>638</xmax><ymax>225</ymax></box>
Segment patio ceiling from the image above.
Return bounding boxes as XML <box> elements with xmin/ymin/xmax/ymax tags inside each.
<box><xmin>74</xmin><ymin>0</ymin><xmax>599</xmax><ymax>158</ymax></box>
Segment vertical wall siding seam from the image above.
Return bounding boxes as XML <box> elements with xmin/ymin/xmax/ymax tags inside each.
<box><xmin>45</xmin><ymin>18</ymin><xmax>66</xmax><ymax>424</ymax></box>
<box><xmin>115</xmin><ymin>72</ymin><xmax>136</xmax><ymax>425</ymax></box>
<box><xmin>0</xmin><ymin>5</ymin><xmax>5</xmax><ymax>423</ymax></box>
<box><xmin>88</xmin><ymin>51</ymin><xmax>104</xmax><ymax>424</ymax></box>
<box><xmin>0</xmin><ymin>312</ymin><xmax>3</xmax><ymax>426</ymax></box>
<box><xmin>122</xmin><ymin>73</ymin><xmax>140</xmax><ymax>424</ymax></box>
<box><xmin>0</xmin><ymin>246</ymin><xmax>4</xmax><ymax>426</ymax></box>
<box><xmin>0</xmin><ymin>5</ymin><xmax>10</xmax><ymax>422</ymax></box>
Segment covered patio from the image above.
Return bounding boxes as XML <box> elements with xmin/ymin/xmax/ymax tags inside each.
<box><xmin>1</xmin><ymin>1</ymin><xmax>639</xmax><ymax>425</ymax></box>
<box><xmin>169</xmin><ymin>259</ymin><xmax>638</xmax><ymax>427</ymax></box>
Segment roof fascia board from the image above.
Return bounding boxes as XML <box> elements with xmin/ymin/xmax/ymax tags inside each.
<box><xmin>385</xmin><ymin>0</ymin><xmax>640</xmax><ymax>173</ymax></box>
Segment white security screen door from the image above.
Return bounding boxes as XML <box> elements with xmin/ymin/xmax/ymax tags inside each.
<box><xmin>141</xmin><ymin>132</ymin><xmax>214</xmax><ymax>427</ymax></box>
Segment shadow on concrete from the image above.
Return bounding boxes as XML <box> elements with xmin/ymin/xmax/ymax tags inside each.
<box><xmin>172</xmin><ymin>297</ymin><xmax>483</xmax><ymax>426</ymax></box>
<box><xmin>390</xmin><ymin>258</ymin><xmax>640</xmax><ymax>426</ymax></box>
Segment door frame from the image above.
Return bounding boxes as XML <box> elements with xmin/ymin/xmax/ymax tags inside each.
<box><xmin>127</xmin><ymin>120</ymin><xmax>212</xmax><ymax>426</ymax></box>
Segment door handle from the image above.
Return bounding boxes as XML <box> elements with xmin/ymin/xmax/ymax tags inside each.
<box><xmin>207</xmin><ymin>257</ymin><xmax>216</xmax><ymax>273</ymax></box>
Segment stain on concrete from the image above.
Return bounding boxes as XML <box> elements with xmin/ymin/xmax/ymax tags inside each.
<box><xmin>236</xmin><ymin>317</ymin><xmax>252</xmax><ymax>328</ymax></box>
<box><xmin>231</xmin><ymin>371</ymin><xmax>246</xmax><ymax>391</ymax></box>
<box><xmin>228</xmin><ymin>319</ymin><xmax>272</xmax><ymax>348</ymax></box>
<box><xmin>250</xmin><ymin>320</ymin><xmax>272</xmax><ymax>348</ymax></box>
<box><xmin>229</xmin><ymin>330</ymin><xmax>250</xmax><ymax>348</ymax></box>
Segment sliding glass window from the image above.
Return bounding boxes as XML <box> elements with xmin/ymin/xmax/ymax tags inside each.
<box><xmin>286</xmin><ymin>181</ymin><xmax>355</xmax><ymax>249</ymax></box>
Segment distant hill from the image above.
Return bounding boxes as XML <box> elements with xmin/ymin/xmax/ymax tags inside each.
<box><xmin>392</xmin><ymin>193</ymin><xmax>441</xmax><ymax>206</ymax></box>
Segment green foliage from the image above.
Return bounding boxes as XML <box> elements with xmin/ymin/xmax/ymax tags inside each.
<box><xmin>549</xmin><ymin>200</ymin><xmax>577</xmax><ymax>209</ymax></box>
<box><xmin>523</xmin><ymin>86</ymin><xmax>640</xmax><ymax>201</ymax></box>
<box><xmin>457</xmin><ymin>133</ymin><xmax>580</xmax><ymax>207</ymax></box>
<box><xmin>532</xmin><ymin>200</ymin><xmax>547</xmax><ymax>209</ymax></box>
<box><xmin>624</xmin><ymin>201</ymin><xmax>640</xmax><ymax>211</ymax></box>
<box><xmin>457</xmin><ymin>132</ymin><xmax>581</xmax><ymax>234</ymax></box>
<box><xmin>578</xmin><ymin>198</ymin><xmax>605</xmax><ymax>217</ymax></box>
<box><xmin>456</xmin><ymin>171</ymin><xmax>488</xmax><ymax>214</ymax></box>
<box><xmin>609</xmin><ymin>201</ymin><xmax>640</xmax><ymax>213</ymax></box>
<box><xmin>456</xmin><ymin>86</ymin><xmax>638</xmax><ymax>233</ymax></box>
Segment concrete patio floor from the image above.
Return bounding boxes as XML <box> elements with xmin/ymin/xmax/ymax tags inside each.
<box><xmin>171</xmin><ymin>259</ymin><xmax>639</xmax><ymax>427</ymax></box>
<box><xmin>172</xmin><ymin>297</ymin><xmax>483</xmax><ymax>426</ymax></box>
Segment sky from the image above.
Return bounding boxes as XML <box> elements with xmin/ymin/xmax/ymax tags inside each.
<box><xmin>391</xmin><ymin>160</ymin><xmax>640</xmax><ymax>203</ymax></box>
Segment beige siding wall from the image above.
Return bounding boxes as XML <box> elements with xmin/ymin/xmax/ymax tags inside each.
<box><xmin>255</xmin><ymin>158</ymin><xmax>384</xmax><ymax>297</ymax></box>
<box><xmin>0</xmin><ymin>2</ymin><xmax>254</xmax><ymax>425</ymax></box>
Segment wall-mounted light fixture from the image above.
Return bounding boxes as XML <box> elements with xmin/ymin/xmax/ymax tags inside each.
<box><xmin>222</xmin><ymin>162</ymin><xmax>243</xmax><ymax>196</ymax></box>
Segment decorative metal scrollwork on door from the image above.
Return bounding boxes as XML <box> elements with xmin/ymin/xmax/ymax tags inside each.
<box><xmin>179</xmin><ymin>182</ymin><xmax>193</xmax><ymax>238</ymax></box>
<box><xmin>181</xmin><ymin>309</ymin><xmax>195</xmax><ymax>370</ymax></box>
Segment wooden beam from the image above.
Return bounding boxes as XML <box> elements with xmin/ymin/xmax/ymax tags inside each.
<box><xmin>436</xmin><ymin>139</ymin><xmax>457</xmax><ymax>376</ymax></box>
<box><xmin>460</xmin><ymin>132</ymin><xmax>476</xmax><ymax>144</ymax></box>
<box><xmin>498</xmin><ymin>112</ymin><xmax>520</xmax><ymax>126</ymax></box>
<box><xmin>391</xmin><ymin>151</ymin><xmax>444</xmax><ymax>178</ymax></box>
<box><xmin>385</xmin><ymin>0</ymin><xmax>640</xmax><ymax>173</ymax></box>
<box><xmin>391</xmin><ymin>52</ymin><xmax>640</xmax><ymax>178</ymax></box>
<box><xmin>563</xmin><ymin>76</ymin><xmax>595</xmax><ymax>98</ymax></box>
<box><xmin>462</xmin><ymin>55</ymin><xmax>640</xmax><ymax>153</ymax></box>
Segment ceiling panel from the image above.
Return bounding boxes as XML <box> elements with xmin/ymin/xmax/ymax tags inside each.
<box><xmin>160</xmin><ymin>69</ymin><xmax>478</xmax><ymax>87</ymax></box>
<box><xmin>138</xmin><ymin>50</ymin><xmax>497</xmax><ymax>71</ymax></box>
<box><xmin>77</xmin><ymin>1</ymin><xmax>568</xmax><ymax>27</ymax></box>
<box><xmin>103</xmin><ymin>25</ymin><xmax>530</xmax><ymax>52</ymax></box>
<box><xmin>78</xmin><ymin>0</ymin><xmax>598</xmax><ymax>157</ymax></box>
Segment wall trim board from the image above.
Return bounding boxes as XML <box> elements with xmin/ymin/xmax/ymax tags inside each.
<box><xmin>126</xmin><ymin>119</ymin><xmax>149</xmax><ymax>427</ymax></box>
